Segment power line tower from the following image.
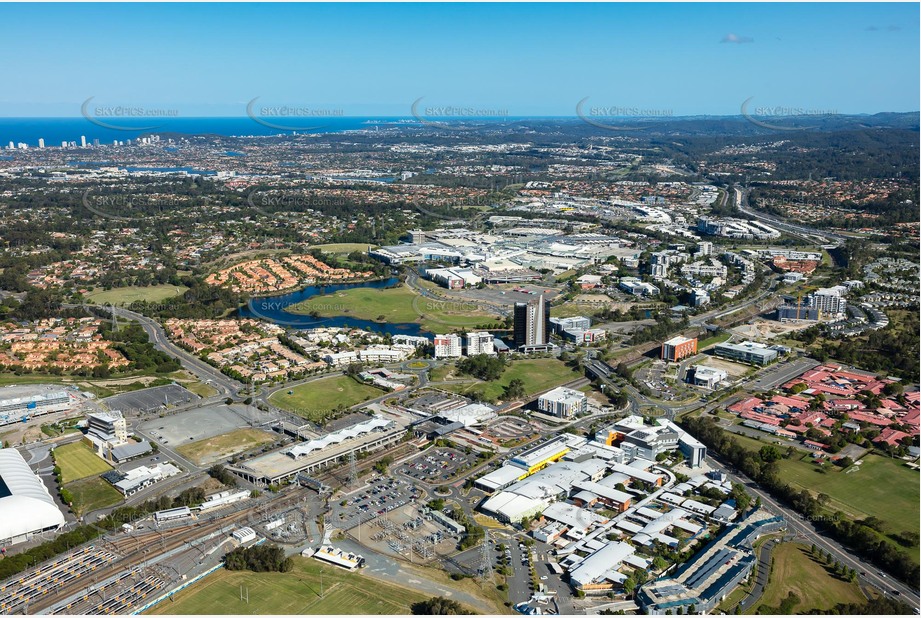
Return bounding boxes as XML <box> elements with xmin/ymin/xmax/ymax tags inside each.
<box><xmin>478</xmin><ymin>528</ymin><xmax>491</xmax><ymax>579</ymax></box>
<box><xmin>348</xmin><ymin>449</ymin><xmax>358</xmax><ymax>489</ymax></box>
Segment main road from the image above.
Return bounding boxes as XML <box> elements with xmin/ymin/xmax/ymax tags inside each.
<box><xmin>89</xmin><ymin>304</ymin><xmax>244</xmax><ymax>397</ymax></box>
<box><xmin>734</xmin><ymin>187</ymin><xmax>848</xmax><ymax>245</ymax></box>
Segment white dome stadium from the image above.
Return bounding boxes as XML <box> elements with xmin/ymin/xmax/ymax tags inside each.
<box><xmin>0</xmin><ymin>449</ymin><xmax>66</xmax><ymax>545</ymax></box>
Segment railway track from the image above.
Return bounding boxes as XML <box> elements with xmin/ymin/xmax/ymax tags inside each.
<box><xmin>18</xmin><ymin>489</ymin><xmax>312</xmax><ymax>614</ymax></box>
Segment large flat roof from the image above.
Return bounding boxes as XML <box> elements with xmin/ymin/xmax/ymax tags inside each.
<box><xmin>0</xmin><ymin>449</ymin><xmax>65</xmax><ymax>542</ymax></box>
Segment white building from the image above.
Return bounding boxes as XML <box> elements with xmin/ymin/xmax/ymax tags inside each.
<box><xmin>0</xmin><ymin>449</ymin><xmax>66</xmax><ymax>545</ymax></box>
<box><xmin>691</xmin><ymin>288</ymin><xmax>711</xmax><ymax>307</ymax></box>
<box><xmin>392</xmin><ymin>334</ymin><xmax>430</xmax><ymax>347</ymax></box>
<box><xmin>688</xmin><ymin>366</ymin><xmax>728</xmax><ymax>388</ymax></box>
<box><xmin>434</xmin><ymin>334</ymin><xmax>462</xmax><ymax>358</ymax></box>
<box><xmin>808</xmin><ymin>287</ymin><xmax>847</xmax><ymax>316</ymax></box>
<box><xmin>538</xmin><ymin>387</ymin><xmax>587</xmax><ymax>419</ymax></box>
<box><xmin>87</xmin><ymin>410</ymin><xmax>128</xmax><ymax>445</ymax></box>
<box><xmin>466</xmin><ymin>332</ymin><xmax>495</xmax><ymax>356</ymax></box>
<box><xmin>231</xmin><ymin>527</ymin><xmax>257</xmax><ymax>543</ymax></box>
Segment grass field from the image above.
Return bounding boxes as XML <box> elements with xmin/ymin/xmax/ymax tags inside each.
<box><xmin>181</xmin><ymin>381</ymin><xmax>219</xmax><ymax>398</ymax></box>
<box><xmin>85</xmin><ymin>284</ymin><xmax>189</xmax><ymax>306</ymax></box>
<box><xmin>65</xmin><ymin>476</ymin><xmax>123</xmax><ymax>516</ymax></box>
<box><xmin>287</xmin><ymin>283</ymin><xmax>500</xmax><ymax>332</ymax></box>
<box><xmin>698</xmin><ymin>332</ymin><xmax>732</xmax><ymax>349</ymax></box>
<box><xmin>268</xmin><ymin>376</ymin><xmax>383</xmax><ymax>422</ymax></box>
<box><xmin>754</xmin><ymin>543</ymin><xmax>865</xmax><ymax>613</ymax></box>
<box><xmin>54</xmin><ymin>441</ymin><xmax>113</xmax><ymax>483</ymax></box>
<box><xmin>440</xmin><ymin>358</ymin><xmax>579</xmax><ymax>402</ymax></box>
<box><xmin>719</xmin><ymin>428</ymin><xmax>920</xmax><ymax>558</ymax></box>
<box><xmin>428</xmin><ymin>364</ymin><xmax>457</xmax><ymax>382</ymax></box>
<box><xmin>177</xmin><ymin>428</ymin><xmax>277</xmax><ymax>466</ymax></box>
<box><xmin>148</xmin><ymin>557</ymin><xmax>434</xmax><ymax>615</ymax></box>
<box><xmin>549</xmin><ymin>301</ymin><xmax>600</xmax><ymax>318</ymax></box>
<box><xmin>308</xmin><ymin>243</ymin><xmax>376</xmax><ymax>254</ymax></box>
<box><xmin>777</xmin><ymin>453</ymin><xmax>920</xmax><ymax>538</ymax></box>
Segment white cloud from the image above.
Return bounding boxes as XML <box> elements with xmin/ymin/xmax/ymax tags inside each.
<box><xmin>721</xmin><ymin>33</ymin><xmax>754</xmax><ymax>44</ymax></box>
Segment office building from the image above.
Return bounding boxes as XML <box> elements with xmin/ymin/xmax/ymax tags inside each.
<box><xmin>514</xmin><ymin>295</ymin><xmax>550</xmax><ymax>348</ymax></box>
<box><xmin>87</xmin><ymin>410</ymin><xmax>128</xmax><ymax>445</ymax></box>
<box><xmin>697</xmin><ymin>241</ymin><xmax>712</xmax><ymax>256</ymax></box>
<box><xmin>687</xmin><ymin>366</ymin><xmax>728</xmax><ymax>388</ymax></box>
<box><xmin>661</xmin><ymin>336</ymin><xmax>698</xmax><ymax>362</ymax></box>
<box><xmin>537</xmin><ymin>387</ymin><xmax>587</xmax><ymax>419</ymax></box>
<box><xmin>433</xmin><ymin>334</ymin><xmax>462</xmax><ymax>358</ymax></box>
<box><xmin>465</xmin><ymin>331</ymin><xmax>495</xmax><ymax>356</ymax></box>
<box><xmin>713</xmin><ymin>340</ymin><xmax>778</xmax><ymax>365</ymax></box>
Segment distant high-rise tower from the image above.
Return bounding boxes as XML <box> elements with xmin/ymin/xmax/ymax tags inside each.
<box><xmin>513</xmin><ymin>295</ymin><xmax>550</xmax><ymax>348</ymax></box>
<box><xmin>80</xmin><ymin>135</ymin><xmax>87</xmax><ymax>148</ymax></box>
<box><xmin>38</xmin><ymin>138</ymin><xmax>45</xmax><ymax>149</ymax></box>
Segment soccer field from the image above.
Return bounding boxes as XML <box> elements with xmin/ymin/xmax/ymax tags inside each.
<box><xmin>147</xmin><ymin>557</ymin><xmax>432</xmax><ymax>615</ymax></box>
<box><xmin>268</xmin><ymin>376</ymin><xmax>383</xmax><ymax>422</ymax></box>
<box><xmin>54</xmin><ymin>441</ymin><xmax>113</xmax><ymax>483</ymax></box>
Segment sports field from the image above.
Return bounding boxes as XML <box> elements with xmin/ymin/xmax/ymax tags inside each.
<box><xmin>176</xmin><ymin>428</ymin><xmax>277</xmax><ymax>466</ymax></box>
<box><xmin>287</xmin><ymin>283</ymin><xmax>500</xmax><ymax>332</ymax></box>
<box><xmin>268</xmin><ymin>376</ymin><xmax>383</xmax><ymax>422</ymax></box>
<box><xmin>65</xmin><ymin>477</ymin><xmax>123</xmax><ymax>516</ymax></box>
<box><xmin>754</xmin><ymin>543</ymin><xmax>865</xmax><ymax>614</ymax></box>
<box><xmin>54</xmin><ymin>441</ymin><xmax>113</xmax><ymax>483</ymax></box>
<box><xmin>147</xmin><ymin>557</ymin><xmax>433</xmax><ymax>615</ymax></box>
<box><xmin>85</xmin><ymin>284</ymin><xmax>189</xmax><ymax>306</ymax></box>
<box><xmin>440</xmin><ymin>358</ymin><xmax>579</xmax><ymax>402</ymax></box>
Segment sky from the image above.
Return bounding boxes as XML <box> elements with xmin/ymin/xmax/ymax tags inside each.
<box><xmin>0</xmin><ymin>2</ymin><xmax>918</xmax><ymax>117</ymax></box>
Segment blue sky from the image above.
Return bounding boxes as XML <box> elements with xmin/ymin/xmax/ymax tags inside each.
<box><xmin>0</xmin><ymin>2</ymin><xmax>917</xmax><ymax>116</ymax></box>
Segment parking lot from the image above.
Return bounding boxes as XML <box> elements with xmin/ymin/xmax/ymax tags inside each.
<box><xmin>745</xmin><ymin>356</ymin><xmax>820</xmax><ymax>391</ymax></box>
<box><xmin>103</xmin><ymin>384</ymin><xmax>199</xmax><ymax>414</ymax></box>
<box><xmin>331</xmin><ymin>475</ymin><xmax>420</xmax><ymax>531</ymax></box>
<box><xmin>139</xmin><ymin>404</ymin><xmax>250</xmax><ymax>446</ymax></box>
<box><xmin>395</xmin><ymin>448</ymin><xmax>475</xmax><ymax>484</ymax></box>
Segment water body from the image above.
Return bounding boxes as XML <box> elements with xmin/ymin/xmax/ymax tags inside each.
<box><xmin>124</xmin><ymin>166</ymin><xmax>218</xmax><ymax>175</ymax></box>
<box><xmin>239</xmin><ymin>277</ymin><xmax>431</xmax><ymax>337</ymax></box>
<box><xmin>0</xmin><ymin>117</ymin><xmax>407</xmax><ymax>148</ymax></box>
<box><xmin>327</xmin><ymin>176</ymin><xmax>396</xmax><ymax>184</ymax></box>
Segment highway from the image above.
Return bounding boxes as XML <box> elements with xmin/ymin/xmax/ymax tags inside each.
<box><xmin>96</xmin><ymin>304</ymin><xmax>244</xmax><ymax>397</ymax></box>
<box><xmin>734</xmin><ymin>187</ymin><xmax>848</xmax><ymax>245</ymax></box>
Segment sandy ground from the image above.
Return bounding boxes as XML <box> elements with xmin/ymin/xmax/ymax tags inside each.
<box><xmin>729</xmin><ymin>319</ymin><xmax>813</xmax><ymax>340</ymax></box>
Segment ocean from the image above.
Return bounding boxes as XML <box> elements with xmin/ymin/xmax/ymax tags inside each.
<box><xmin>0</xmin><ymin>117</ymin><xmax>410</xmax><ymax>148</ymax></box>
